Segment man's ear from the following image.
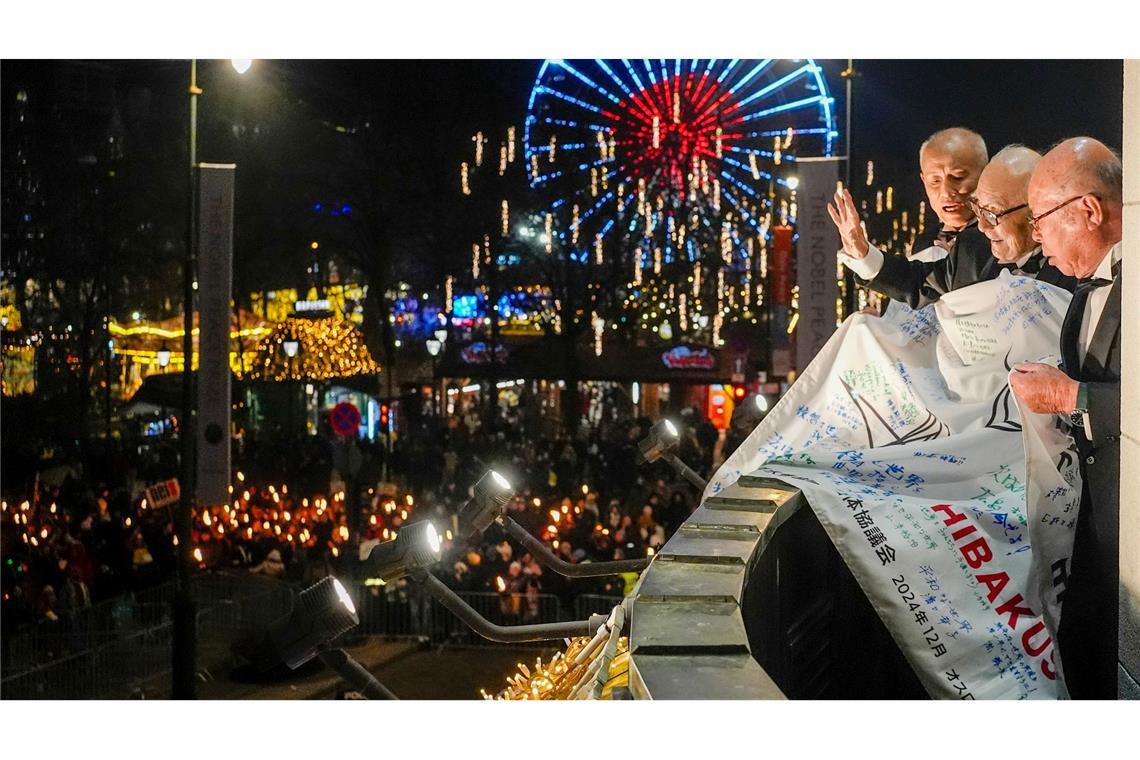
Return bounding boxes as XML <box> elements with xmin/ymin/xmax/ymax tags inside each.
<box><xmin>1082</xmin><ymin>193</ymin><xmax>1105</xmax><ymax>230</ymax></box>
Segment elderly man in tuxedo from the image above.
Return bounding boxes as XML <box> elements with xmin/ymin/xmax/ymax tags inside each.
<box><xmin>971</xmin><ymin>145</ymin><xmax>1075</xmax><ymax>291</ymax></box>
<box><xmin>829</xmin><ymin>126</ymin><xmax>995</xmax><ymax>309</ymax></box>
<box><xmin>1009</xmin><ymin>137</ymin><xmax>1124</xmax><ymax>699</ymax></box>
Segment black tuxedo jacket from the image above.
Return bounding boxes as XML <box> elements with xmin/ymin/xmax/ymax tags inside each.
<box><xmin>977</xmin><ymin>251</ymin><xmax>1078</xmax><ymax>293</ymax></box>
<box><xmin>858</xmin><ymin>223</ymin><xmax>995</xmax><ymax>309</ymax></box>
<box><xmin>1057</xmin><ymin>273</ymin><xmax>1121</xmax><ymax>699</ymax></box>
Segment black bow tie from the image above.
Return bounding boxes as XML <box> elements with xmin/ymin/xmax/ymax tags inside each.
<box><xmin>1001</xmin><ymin>255</ymin><xmax>1044</xmax><ymax>276</ymax></box>
<box><xmin>1074</xmin><ymin>276</ymin><xmax>1112</xmax><ymax>296</ymax></box>
<box><xmin>934</xmin><ymin>228</ymin><xmax>961</xmax><ymax>251</ymax></box>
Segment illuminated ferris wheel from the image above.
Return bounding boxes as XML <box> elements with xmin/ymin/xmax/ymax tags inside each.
<box><xmin>523</xmin><ymin>59</ymin><xmax>837</xmax><ymax>262</ymax></box>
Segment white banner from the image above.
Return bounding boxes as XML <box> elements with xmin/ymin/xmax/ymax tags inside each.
<box><xmin>709</xmin><ymin>272</ymin><xmax>1082</xmax><ymax>699</ymax></box>
<box><xmin>196</xmin><ymin>164</ymin><xmax>235</xmax><ymax>507</ymax></box>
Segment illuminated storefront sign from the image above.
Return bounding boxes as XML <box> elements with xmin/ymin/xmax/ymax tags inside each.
<box><xmin>660</xmin><ymin>345</ymin><xmax>716</xmax><ymax>370</ymax></box>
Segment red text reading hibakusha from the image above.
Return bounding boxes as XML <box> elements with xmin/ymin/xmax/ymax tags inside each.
<box><xmin>931</xmin><ymin>503</ymin><xmax>1057</xmax><ymax>681</ymax></box>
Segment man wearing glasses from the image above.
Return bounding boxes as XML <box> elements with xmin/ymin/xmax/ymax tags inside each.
<box><xmin>971</xmin><ymin>145</ymin><xmax>1075</xmax><ymax>291</ymax></box>
<box><xmin>829</xmin><ymin>126</ymin><xmax>994</xmax><ymax>310</ymax></box>
<box><xmin>1009</xmin><ymin>137</ymin><xmax>1123</xmax><ymax>699</ymax></box>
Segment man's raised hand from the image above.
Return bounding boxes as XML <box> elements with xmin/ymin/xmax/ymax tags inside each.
<box><xmin>827</xmin><ymin>187</ymin><xmax>871</xmax><ymax>260</ymax></box>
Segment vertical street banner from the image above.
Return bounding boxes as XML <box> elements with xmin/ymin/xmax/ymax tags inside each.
<box><xmin>769</xmin><ymin>225</ymin><xmax>795</xmax><ymax>376</ymax></box>
<box><xmin>708</xmin><ymin>273</ymin><xmax>1081</xmax><ymax>699</ymax></box>
<box><xmin>196</xmin><ymin>164</ymin><xmax>235</xmax><ymax>506</ymax></box>
<box><xmin>794</xmin><ymin>158</ymin><xmax>840</xmax><ymax>372</ymax></box>
<box><xmin>770</xmin><ymin>225</ymin><xmax>794</xmax><ymax>307</ymax></box>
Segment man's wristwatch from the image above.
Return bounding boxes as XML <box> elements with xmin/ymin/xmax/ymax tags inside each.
<box><xmin>1069</xmin><ymin>382</ymin><xmax>1089</xmax><ymax>425</ymax></box>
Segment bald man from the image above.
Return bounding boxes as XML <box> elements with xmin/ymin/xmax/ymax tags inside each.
<box><xmin>971</xmin><ymin>145</ymin><xmax>1075</xmax><ymax>291</ymax></box>
<box><xmin>1009</xmin><ymin>137</ymin><xmax>1123</xmax><ymax>699</ymax></box>
<box><xmin>829</xmin><ymin>127</ymin><xmax>996</xmax><ymax>310</ymax></box>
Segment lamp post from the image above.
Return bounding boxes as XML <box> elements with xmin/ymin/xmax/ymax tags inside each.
<box><xmin>174</xmin><ymin>59</ymin><xmax>251</xmax><ymax>699</ymax></box>
<box><xmin>283</xmin><ymin>339</ymin><xmax>300</xmax><ymax>436</ymax></box>
<box><xmin>426</xmin><ymin>338</ymin><xmax>441</xmax><ymax>416</ymax></box>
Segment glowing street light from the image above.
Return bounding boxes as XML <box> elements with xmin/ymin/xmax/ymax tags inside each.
<box><xmin>230</xmin><ymin>59</ymin><xmax>254</xmax><ymax>75</ymax></box>
<box><xmin>282</xmin><ymin>339</ymin><xmax>300</xmax><ymax>358</ymax></box>
<box><xmin>157</xmin><ymin>349</ymin><xmax>172</xmax><ymax>368</ymax></box>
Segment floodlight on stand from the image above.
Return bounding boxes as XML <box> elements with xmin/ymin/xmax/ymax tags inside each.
<box><xmin>459</xmin><ymin>469</ymin><xmax>514</xmax><ymax>538</ymax></box>
<box><xmin>637</xmin><ymin>417</ymin><xmax>708</xmax><ymax>491</ymax></box>
<box><xmin>414</xmin><ymin>572</ymin><xmax>612</xmax><ymax>643</ymax></box>
<box><xmin>363</xmin><ymin>520</ymin><xmax>441</xmax><ymax>583</ymax></box>
<box><xmin>242</xmin><ymin>576</ymin><xmax>359</xmax><ymax>672</ymax></box>
<box><xmin>458</xmin><ymin>470</ymin><xmax>651</xmax><ymax>577</ymax></box>
<box><xmin>637</xmin><ymin>418</ymin><xmax>679</xmax><ymax>464</ymax></box>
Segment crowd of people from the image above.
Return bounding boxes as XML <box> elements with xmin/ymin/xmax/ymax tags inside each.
<box><xmin>1</xmin><ymin>405</ymin><xmax>726</xmax><ymax>644</ymax></box>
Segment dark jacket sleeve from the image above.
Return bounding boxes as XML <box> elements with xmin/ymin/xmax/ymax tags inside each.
<box><xmin>860</xmin><ymin>254</ymin><xmax>950</xmax><ymax>310</ymax></box>
<box><xmin>859</xmin><ymin>225</ymin><xmax>993</xmax><ymax>310</ymax></box>
<box><xmin>1086</xmin><ymin>381</ymin><xmax>1120</xmax><ymax>446</ymax></box>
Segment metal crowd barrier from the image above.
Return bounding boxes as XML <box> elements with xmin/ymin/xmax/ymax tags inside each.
<box><xmin>1</xmin><ymin>573</ymin><xmax>292</xmax><ymax>699</ymax></box>
<box><xmin>1</xmin><ymin>572</ymin><xmax>623</xmax><ymax>699</ymax></box>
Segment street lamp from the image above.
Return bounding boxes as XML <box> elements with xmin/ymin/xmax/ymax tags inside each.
<box><xmin>230</xmin><ymin>59</ymin><xmax>254</xmax><ymax>75</ymax></box>
<box><xmin>175</xmin><ymin>58</ymin><xmax>254</xmax><ymax>699</ymax></box>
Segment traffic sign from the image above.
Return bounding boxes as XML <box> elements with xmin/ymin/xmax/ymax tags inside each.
<box><xmin>330</xmin><ymin>401</ymin><xmax>362</xmax><ymax>437</ymax></box>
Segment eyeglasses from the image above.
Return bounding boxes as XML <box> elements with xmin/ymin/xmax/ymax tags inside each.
<box><xmin>1026</xmin><ymin>194</ymin><xmax>1091</xmax><ymax>231</ymax></box>
<box><xmin>967</xmin><ymin>198</ymin><xmax>1028</xmax><ymax>227</ymax></box>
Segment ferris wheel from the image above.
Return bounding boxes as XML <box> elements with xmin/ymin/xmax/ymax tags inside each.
<box><xmin>523</xmin><ymin>59</ymin><xmax>838</xmax><ymax>261</ymax></box>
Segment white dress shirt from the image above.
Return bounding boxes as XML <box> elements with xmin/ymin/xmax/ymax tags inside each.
<box><xmin>1078</xmin><ymin>242</ymin><xmax>1122</xmax><ymax>366</ymax></box>
<box><xmin>1078</xmin><ymin>241</ymin><xmax>1122</xmax><ymax>436</ymax></box>
<box><xmin>840</xmin><ymin>244</ymin><xmax>885</xmax><ymax>280</ymax></box>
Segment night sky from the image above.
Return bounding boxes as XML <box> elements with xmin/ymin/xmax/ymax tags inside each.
<box><xmin>283</xmin><ymin>58</ymin><xmax>1125</xmax><ymax>225</ymax></box>
<box><xmin>2</xmin><ymin>58</ymin><xmax>1124</xmax><ymax>289</ymax></box>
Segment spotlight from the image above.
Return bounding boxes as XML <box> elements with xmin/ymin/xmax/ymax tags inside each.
<box><xmin>458</xmin><ymin>469</ymin><xmax>650</xmax><ymax>578</ymax></box>
<box><xmin>250</xmin><ymin>576</ymin><xmax>359</xmax><ymax>671</ymax></box>
<box><xmin>363</xmin><ymin>521</ymin><xmax>441</xmax><ymax>582</ymax></box>
<box><xmin>637</xmin><ymin>418</ymin><xmax>708</xmax><ymax>490</ymax></box>
<box><xmin>637</xmin><ymin>418</ymin><xmax>679</xmax><ymax>464</ymax></box>
<box><xmin>459</xmin><ymin>469</ymin><xmax>514</xmax><ymax>537</ymax></box>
